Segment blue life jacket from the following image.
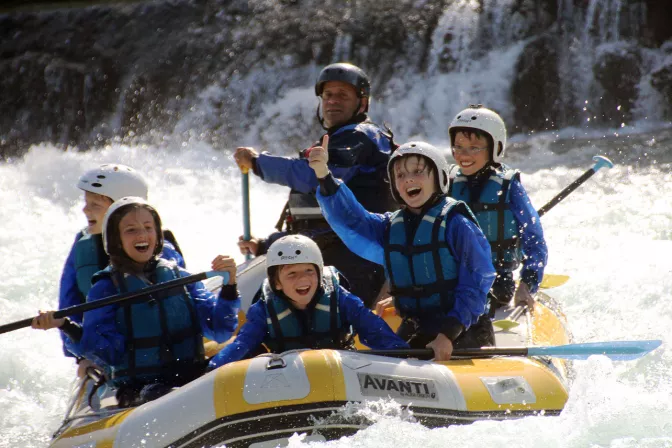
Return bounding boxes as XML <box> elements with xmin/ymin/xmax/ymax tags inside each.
<box><xmin>261</xmin><ymin>266</ymin><xmax>354</xmax><ymax>353</ymax></box>
<box><xmin>74</xmin><ymin>231</ymin><xmax>108</xmax><ymax>296</ymax></box>
<box><xmin>97</xmin><ymin>260</ymin><xmax>205</xmax><ymax>386</ymax></box>
<box><xmin>384</xmin><ymin>197</ymin><xmax>477</xmax><ymax>317</ymax></box>
<box><xmin>449</xmin><ymin>165</ymin><xmax>522</xmax><ymax>271</ymax></box>
<box><xmin>287</xmin><ymin>120</ymin><xmax>396</xmax><ymax>231</ymax></box>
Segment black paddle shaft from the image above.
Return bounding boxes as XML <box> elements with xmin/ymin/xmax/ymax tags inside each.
<box><xmin>537</xmin><ymin>168</ymin><xmax>597</xmax><ymax>217</ymax></box>
<box><xmin>0</xmin><ymin>271</ymin><xmax>209</xmax><ymax>335</ymax></box>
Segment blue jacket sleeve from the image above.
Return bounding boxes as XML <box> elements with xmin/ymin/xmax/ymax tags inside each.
<box><xmin>80</xmin><ymin>279</ymin><xmax>125</xmax><ymax>368</ymax></box>
<box><xmin>255</xmin><ymin>127</ymin><xmax>387</xmax><ymax>194</ymax></box>
<box><xmin>509</xmin><ymin>179</ymin><xmax>547</xmax><ymax>293</ymax></box>
<box><xmin>208</xmin><ymin>301</ymin><xmax>268</xmax><ymax>370</ymax></box>
<box><xmin>182</xmin><ymin>267</ymin><xmax>240</xmax><ymax>343</ymax></box>
<box><xmin>58</xmin><ymin>233</ymin><xmax>85</xmax><ymax>357</ymax></box>
<box><xmin>338</xmin><ymin>287</ymin><xmax>408</xmax><ymax>349</ymax></box>
<box><xmin>161</xmin><ymin>242</ymin><xmax>186</xmax><ymax>269</ymax></box>
<box><xmin>442</xmin><ymin>214</ymin><xmax>496</xmax><ymax>334</ymax></box>
<box><xmin>316</xmin><ymin>179</ymin><xmax>390</xmax><ymax>266</ymax></box>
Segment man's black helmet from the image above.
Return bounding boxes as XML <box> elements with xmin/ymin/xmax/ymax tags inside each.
<box><xmin>315</xmin><ymin>63</ymin><xmax>370</xmax><ymax>98</ymax></box>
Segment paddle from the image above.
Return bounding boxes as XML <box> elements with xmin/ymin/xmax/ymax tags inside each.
<box><xmin>0</xmin><ymin>271</ymin><xmax>230</xmax><ymax>335</ymax></box>
<box><xmin>539</xmin><ymin>274</ymin><xmax>569</xmax><ymax>289</ymax></box>
<box><xmin>241</xmin><ymin>167</ymin><xmax>252</xmax><ymax>261</ymax></box>
<box><xmin>492</xmin><ymin>157</ymin><xmax>612</xmax><ymax>329</ymax></box>
<box><xmin>363</xmin><ymin>340</ymin><xmax>662</xmax><ymax>361</ymax></box>
<box><xmin>492</xmin><ymin>305</ymin><xmax>528</xmax><ymax>331</ymax></box>
<box><xmin>537</xmin><ymin>155</ymin><xmax>613</xmax><ymax>218</ymax></box>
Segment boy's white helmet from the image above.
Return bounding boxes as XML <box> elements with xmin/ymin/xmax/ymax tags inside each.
<box><xmin>266</xmin><ymin>234</ymin><xmax>324</xmax><ymax>276</ymax></box>
<box><xmin>77</xmin><ymin>164</ymin><xmax>149</xmax><ymax>201</ymax></box>
<box><xmin>387</xmin><ymin>141</ymin><xmax>450</xmax><ymax>203</ymax></box>
<box><xmin>102</xmin><ymin>196</ymin><xmax>162</xmax><ymax>255</ymax></box>
<box><xmin>448</xmin><ymin>105</ymin><xmax>507</xmax><ymax>163</ymax></box>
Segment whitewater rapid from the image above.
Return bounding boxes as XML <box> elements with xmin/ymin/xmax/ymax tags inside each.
<box><xmin>0</xmin><ymin>129</ymin><xmax>671</xmax><ymax>447</ymax></box>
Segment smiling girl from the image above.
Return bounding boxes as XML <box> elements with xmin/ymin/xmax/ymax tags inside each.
<box><xmin>80</xmin><ymin>197</ymin><xmax>240</xmax><ymax>406</ymax></box>
<box><xmin>31</xmin><ymin>164</ymin><xmax>185</xmax><ymax>378</ymax></box>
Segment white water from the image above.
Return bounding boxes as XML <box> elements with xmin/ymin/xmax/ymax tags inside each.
<box><xmin>1</xmin><ymin>126</ymin><xmax>671</xmax><ymax>447</ymax></box>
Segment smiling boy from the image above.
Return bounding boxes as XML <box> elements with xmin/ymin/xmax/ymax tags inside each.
<box><xmin>448</xmin><ymin>105</ymin><xmax>547</xmax><ymax>311</ymax></box>
<box><xmin>208</xmin><ymin>235</ymin><xmax>408</xmax><ymax>369</ymax></box>
<box><xmin>309</xmin><ymin>141</ymin><xmax>496</xmax><ymax>361</ymax></box>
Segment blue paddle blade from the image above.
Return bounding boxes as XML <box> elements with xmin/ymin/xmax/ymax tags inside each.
<box><xmin>592</xmin><ymin>155</ymin><xmax>614</xmax><ymax>171</ymax></box>
<box><xmin>528</xmin><ymin>340</ymin><xmax>662</xmax><ymax>361</ymax></box>
<box><xmin>206</xmin><ymin>271</ymin><xmax>230</xmax><ymax>284</ymax></box>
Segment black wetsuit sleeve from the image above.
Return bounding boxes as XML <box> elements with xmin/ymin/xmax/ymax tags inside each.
<box><xmin>318</xmin><ymin>173</ymin><xmax>340</xmax><ymax>196</ymax></box>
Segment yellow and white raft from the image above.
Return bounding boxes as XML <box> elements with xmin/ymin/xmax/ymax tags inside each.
<box><xmin>50</xmin><ymin>291</ymin><xmax>571</xmax><ymax>448</ymax></box>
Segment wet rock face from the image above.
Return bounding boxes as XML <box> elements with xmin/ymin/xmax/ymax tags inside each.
<box><xmin>642</xmin><ymin>0</ymin><xmax>672</xmax><ymax>47</ymax></box>
<box><xmin>511</xmin><ymin>35</ymin><xmax>562</xmax><ymax>133</ymax></box>
<box><xmin>0</xmin><ymin>52</ymin><xmax>119</xmax><ymax>153</ymax></box>
<box><xmin>0</xmin><ymin>0</ymin><xmax>670</xmax><ymax>157</ymax></box>
<box><xmin>651</xmin><ymin>62</ymin><xmax>672</xmax><ymax>112</ymax></box>
<box><xmin>593</xmin><ymin>43</ymin><xmax>642</xmax><ymax>125</ymax></box>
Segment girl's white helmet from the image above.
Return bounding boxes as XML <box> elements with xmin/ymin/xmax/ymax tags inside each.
<box><xmin>266</xmin><ymin>234</ymin><xmax>324</xmax><ymax>276</ymax></box>
<box><xmin>449</xmin><ymin>105</ymin><xmax>507</xmax><ymax>163</ymax></box>
<box><xmin>77</xmin><ymin>164</ymin><xmax>149</xmax><ymax>201</ymax></box>
<box><xmin>102</xmin><ymin>196</ymin><xmax>162</xmax><ymax>255</ymax></box>
<box><xmin>387</xmin><ymin>141</ymin><xmax>450</xmax><ymax>203</ymax></box>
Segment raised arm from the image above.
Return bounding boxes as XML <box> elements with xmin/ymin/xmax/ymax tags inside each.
<box><xmin>316</xmin><ymin>176</ymin><xmax>389</xmax><ymax>266</ymax></box>
<box><xmin>184</xmin><ymin>273</ymin><xmax>240</xmax><ymax>344</ymax></box>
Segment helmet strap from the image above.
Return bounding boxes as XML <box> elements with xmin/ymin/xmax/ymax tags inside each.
<box><xmin>316</xmin><ymin>103</ymin><xmax>327</xmax><ymax>130</ymax></box>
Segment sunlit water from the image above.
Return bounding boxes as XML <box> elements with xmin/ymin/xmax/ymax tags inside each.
<box><xmin>1</xmin><ymin>128</ymin><xmax>671</xmax><ymax>447</ymax></box>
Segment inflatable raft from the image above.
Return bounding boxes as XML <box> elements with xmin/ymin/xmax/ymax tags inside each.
<box><xmin>49</xmin><ymin>256</ymin><xmax>571</xmax><ymax>448</ymax></box>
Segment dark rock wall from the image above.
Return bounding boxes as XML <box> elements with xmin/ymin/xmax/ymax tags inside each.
<box><xmin>0</xmin><ymin>0</ymin><xmax>669</xmax><ymax>157</ymax></box>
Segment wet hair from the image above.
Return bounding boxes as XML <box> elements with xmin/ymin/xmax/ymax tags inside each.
<box><xmin>106</xmin><ymin>203</ymin><xmax>164</xmax><ymax>274</ymax></box>
<box><xmin>449</xmin><ymin>127</ymin><xmax>495</xmax><ymax>157</ymax></box>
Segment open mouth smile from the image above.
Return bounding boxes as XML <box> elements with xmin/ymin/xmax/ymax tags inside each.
<box><xmin>406</xmin><ymin>186</ymin><xmax>422</xmax><ymax>198</ymax></box>
<box><xmin>134</xmin><ymin>242</ymin><xmax>150</xmax><ymax>253</ymax></box>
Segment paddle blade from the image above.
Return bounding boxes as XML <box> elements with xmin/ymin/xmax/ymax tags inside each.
<box><xmin>528</xmin><ymin>340</ymin><xmax>662</xmax><ymax>361</ymax></box>
<box><xmin>492</xmin><ymin>319</ymin><xmax>520</xmax><ymax>331</ymax></box>
<box><xmin>206</xmin><ymin>271</ymin><xmax>230</xmax><ymax>284</ymax></box>
<box><xmin>540</xmin><ymin>274</ymin><xmax>570</xmax><ymax>289</ymax></box>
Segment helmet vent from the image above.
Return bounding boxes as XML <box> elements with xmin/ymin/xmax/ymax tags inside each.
<box><xmin>295</xmin><ymin>250</ymin><xmax>301</xmax><ymax>255</ymax></box>
<box><xmin>278</xmin><ymin>251</ymin><xmax>283</xmax><ymax>256</ymax></box>
<box><xmin>457</xmin><ymin>115</ymin><xmax>461</xmax><ymax>119</ymax></box>
<box><xmin>471</xmin><ymin>116</ymin><xmax>477</xmax><ymax>120</ymax></box>
<box><xmin>91</xmin><ymin>182</ymin><xmax>103</xmax><ymax>187</ymax></box>
<box><xmin>97</xmin><ymin>175</ymin><xmax>106</xmax><ymax>179</ymax></box>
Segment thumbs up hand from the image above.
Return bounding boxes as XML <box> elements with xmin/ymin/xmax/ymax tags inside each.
<box><xmin>308</xmin><ymin>135</ymin><xmax>330</xmax><ymax>179</ymax></box>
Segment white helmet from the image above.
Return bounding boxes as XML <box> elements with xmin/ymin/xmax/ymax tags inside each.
<box><xmin>387</xmin><ymin>141</ymin><xmax>450</xmax><ymax>204</ymax></box>
<box><xmin>448</xmin><ymin>105</ymin><xmax>507</xmax><ymax>163</ymax></box>
<box><xmin>266</xmin><ymin>234</ymin><xmax>324</xmax><ymax>276</ymax></box>
<box><xmin>102</xmin><ymin>196</ymin><xmax>163</xmax><ymax>255</ymax></box>
<box><xmin>77</xmin><ymin>164</ymin><xmax>149</xmax><ymax>201</ymax></box>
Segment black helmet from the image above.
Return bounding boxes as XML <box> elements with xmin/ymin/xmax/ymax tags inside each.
<box><xmin>315</xmin><ymin>63</ymin><xmax>370</xmax><ymax>98</ymax></box>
